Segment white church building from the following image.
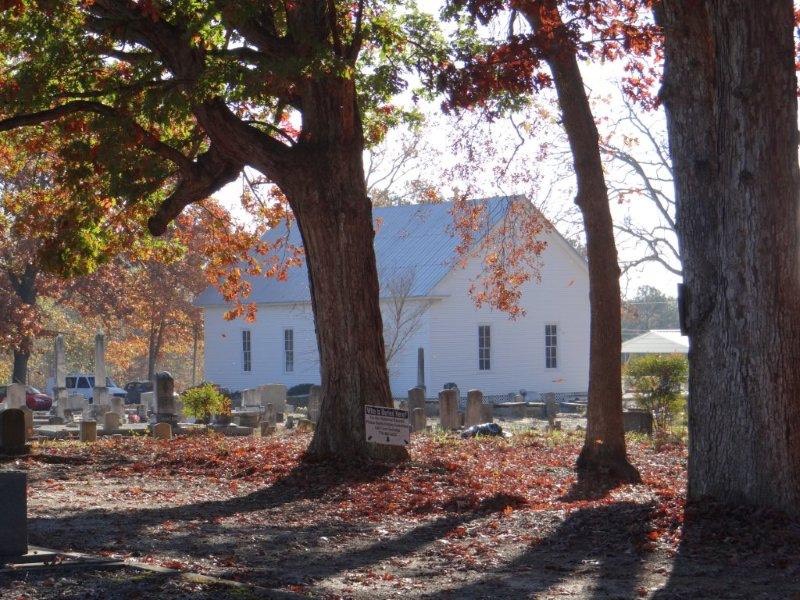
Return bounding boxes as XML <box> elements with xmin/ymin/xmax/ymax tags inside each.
<box><xmin>196</xmin><ymin>197</ymin><xmax>590</xmax><ymax>399</ymax></box>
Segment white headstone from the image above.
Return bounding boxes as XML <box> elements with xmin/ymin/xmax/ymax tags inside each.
<box><xmin>140</xmin><ymin>391</ymin><xmax>155</xmax><ymax>412</ymax></box>
<box><xmin>103</xmin><ymin>411</ymin><xmax>120</xmax><ymax>432</ymax></box>
<box><xmin>6</xmin><ymin>383</ymin><xmax>26</xmax><ymax>409</ymax></box>
<box><xmin>260</xmin><ymin>384</ymin><xmax>287</xmax><ymax>414</ymax></box>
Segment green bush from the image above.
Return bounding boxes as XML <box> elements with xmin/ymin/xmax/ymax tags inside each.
<box><xmin>181</xmin><ymin>383</ymin><xmax>231</xmax><ymax>422</ymax></box>
<box><xmin>624</xmin><ymin>353</ymin><xmax>688</xmax><ymax>431</ymax></box>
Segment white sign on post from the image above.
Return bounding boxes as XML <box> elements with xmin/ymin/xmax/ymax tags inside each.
<box><xmin>365</xmin><ymin>405</ymin><xmax>410</xmax><ymax>446</ymax></box>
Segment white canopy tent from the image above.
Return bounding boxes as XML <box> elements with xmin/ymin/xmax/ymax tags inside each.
<box><xmin>621</xmin><ymin>329</ymin><xmax>688</xmax><ymax>355</ymax></box>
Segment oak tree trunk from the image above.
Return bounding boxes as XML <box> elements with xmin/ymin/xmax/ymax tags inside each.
<box><xmin>11</xmin><ymin>348</ymin><xmax>29</xmax><ymax>385</ymax></box>
<box><xmin>9</xmin><ymin>264</ymin><xmax>37</xmax><ymax>386</ymax></box>
<box><xmin>525</xmin><ymin>5</ymin><xmax>639</xmax><ymax>481</ymax></box>
<box><xmin>657</xmin><ymin>0</ymin><xmax>800</xmax><ymax>512</ymax></box>
<box><xmin>278</xmin><ymin>77</ymin><xmax>406</xmax><ymax>462</ymax></box>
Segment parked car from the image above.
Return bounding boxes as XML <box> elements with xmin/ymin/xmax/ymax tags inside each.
<box><xmin>123</xmin><ymin>381</ymin><xmax>152</xmax><ymax>405</ymax></box>
<box><xmin>0</xmin><ymin>385</ymin><xmax>53</xmax><ymax>411</ymax></box>
<box><xmin>47</xmin><ymin>373</ymin><xmax>127</xmax><ymax>404</ymax></box>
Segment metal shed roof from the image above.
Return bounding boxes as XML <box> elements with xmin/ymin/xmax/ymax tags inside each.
<box><xmin>621</xmin><ymin>329</ymin><xmax>689</xmax><ymax>354</ymax></box>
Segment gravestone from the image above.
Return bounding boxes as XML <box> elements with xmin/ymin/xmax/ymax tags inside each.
<box><xmin>110</xmin><ymin>396</ymin><xmax>125</xmax><ymax>417</ymax></box>
<box><xmin>264</xmin><ymin>403</ymin><xmax>277</xmax><ymax>426</ymax></box>
<box><xmin>153</xmin><ymin>422</ymin><xmax>172</xmax><ymax>440</ymax></box>
<box><xmin>465</xmin><ymin>389</ymin><xmax>484</xmax><ymax>427</ymax></box>
<box><xmin>544</xmin><ymin>392</ymin><xmax>558</xmax><ymax>426</ymax></box>
<box><xmin>479</xmin><ymin>403</ymin><xmax>494</xmax><ymax>423</ymax></box>
<box><xmin>438</xmin><ymin>389</ymin><xmax>459</xmax><ymax>431</ymax></box>
<box><xmin>6</xmin><ymin>383</ymin><xmax>25</xmax><ymax>409</ymax></box>
<box><xmin>408</xmin><ymin>387</ymin><xmax>425</xmax><ymax>415</ymax></box>
<box><xmin>411</xmin><ymin>407</ymin><xmax>426</xmax><ymax>432</ymax></box>
<box><xmin>0</xmin><ymin>471</ymin><xmax>27</xmax><ymax>557</ymax></box>
<box><xmin>623</xmin><ymin>409</ymin><xmax>654</xmax><ymax>435</ymax></box>
<box><xmin>140</xmin><ymin>391</ymin><xmax>154</xmax><ymax>413</ymax></box>
<box><xmin>237</xmin><ymin>412</ymin><xmax>260</xmax><ymax>428</ymax></box>
<box><xmin>53</xmin><ymin>334</ymin><xmax>67</xmax><ymax>419</ymax></box>
<box><xmin>20</xmin><ymin>407</ymin><xmax>33</xmax><ymax>440</ymax></box>
<box><xmin>260</xmin><ymin>384</ymin><xmax>287</xmax><ymax>415</ymax></box>
<box><xmin>93</xmin><ymin>332</ymin><xmax>110</xmax><ymax>408</ymax></box>
<box><xmin>79</xmin><ymin>420</ymin><xmax>97</xmax><ymax>442</ymax></box>
<box><xmin>416</xmin><ymin>347</ymin><xmax>425</xmax><ymax>391</ymax></box>
<box><xmin>0</xmin><ymin>409</ymin><xmax>27</xmax><ymax>455</ymax></box>
<box><xmin>103</xmin><ymin>411</ymin><xmax>120</xmax><ymax>432</ymax></box>
<box><xmin>241</xmin><ymin>388</ymin><xmax>261</xmax><ymax>409</ymax></box>
<box><xmin>155</xmin><ymin>372</ymin><xmax>178</xmax><ymax>426</ymax></box>
<box><xmin>260</xmin><ymin>422</ymin><xmax>276</xmax><ymax>436</ymax></box>
<box><xmin>93</xmin><ymin>387</ymin><xmax>109</xmax><ymax>410</ymax></box>
<box><xmin>285</xmin><ymin>415</ymin><xmax>295</xmax><ymax>429</ymax></box>
<box><xmin>308</xmin><ymin>385</ymin><xmax>321</xmax><ymax>423</ymax></box>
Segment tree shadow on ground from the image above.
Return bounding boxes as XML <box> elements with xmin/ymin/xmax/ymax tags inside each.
<box><xmin>559</xmin><ymin>470</ymin><xmax>627</xmax><ymax>502</ymax></box>
<box><xmin>34</xmin><ymin>457</ymin><xmax>394</xmax><ymax>538</ymax></box>
<box><xmin>28</xmin><ymin>457</ymin><xmax>524</xmax><ymax>590</ymax></box>
<box><xmin>652</xmin><ymin>503</ymin><xmax>800</xmax><ymax>599</ymax></box>
<box><xmin>427</xmin><ymin>501</ymin><xmax>656</xmax><ymax>600</ymax></box>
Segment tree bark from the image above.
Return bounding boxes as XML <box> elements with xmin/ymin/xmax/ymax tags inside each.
<box><xmin>525</xmin><ymin>4</ymin><xmax>639</xmax><ymax>482</ymax></box>
<box><xmin>9</xmin><ymin>264</ymin><xmax>38</xmax><ymax>385</ymax></box>
<box><xmin>657</xmin><ymin>0</ymin><xmax>800</xmax><ymax>512</ymax></box>
<box><xmin>11</xmin><ymin>348</ymin><xmax>29</xmax><ymax>385</ymax></box>
<box><xmin>278</xmin><ymin>77</ymin><xmax>406</xmax><ymax>462</ymax></box>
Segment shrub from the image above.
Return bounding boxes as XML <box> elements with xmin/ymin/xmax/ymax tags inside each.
<box><xmin>288</xmin><ymin>383</ymin><xmax>314</xmax><ymax>397</ymax></box>
<box><xmin>181</xmin><ymin>383</ymin><xmax>231</xmax><ymax>423</ymax></box>
<box><xmin>624</xmin><ymin>353</ymin><xmax>688</xmax><ymax>431</ymax></box>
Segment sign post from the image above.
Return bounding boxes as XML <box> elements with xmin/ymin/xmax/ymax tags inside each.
<box><xmin>364</xmin><ymin>405</ymin><xmax>410</xmax><ymax>446</ymax></box>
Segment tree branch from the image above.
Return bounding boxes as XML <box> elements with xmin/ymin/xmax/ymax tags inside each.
<box><xmin>0</xmin><ymin>101</ymin><xmax>194</xmax><ymax>171</ymax></box>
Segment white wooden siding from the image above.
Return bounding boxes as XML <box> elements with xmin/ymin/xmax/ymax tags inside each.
<box><xmin>202</xmin><ymin>229</ymin><xmax>589</xmax><ymax>397</ymax></box>
<box><xmin>426</xmin><ymin>229</ymin><xmax>589</xmax><ymax>396</ymax></box>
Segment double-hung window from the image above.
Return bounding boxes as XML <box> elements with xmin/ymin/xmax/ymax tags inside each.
<box><xmin>284</xmin><ymin>328</ymin><xmax>294</xmax><ymax>373</ymax></box>
<box><xmin>478</xmin><ymin>325</ymin><xmax>491</xmax><ymax>371</ymax></box>
<box><xmin>242</xmin><ymin>330</ymin><xmax>252</xmax><ymax>372</ymax></box>
<box><xmin>545</xmin><ymin>324</ymin><xmax>558</xmax><ymax>369</ymax></box>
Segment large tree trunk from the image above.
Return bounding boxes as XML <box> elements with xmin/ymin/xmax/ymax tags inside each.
<box><xmin>11</xmin><ymin>347</ymin><xmax>29</xmax><ymax>385</ymax></box>
<box><xmin>281</xmin><ymin>77</ymin><xmax>406</xmax><ymax>462</ymax></box>
<box><xmin>525</xmin><ymin>5</ymin><xmax>639</xmax><ymax>482</ymax></box>
<box><xmin>9</xmin><ymin>264</ymin><xmax>37</xmax><ymax>385</ymax></box>
<box><xmin>657</xmin><ymin>0</ymin><xmax>800</xmax><ymax>511</ymax></box>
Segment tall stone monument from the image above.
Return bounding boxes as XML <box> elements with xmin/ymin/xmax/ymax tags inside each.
<box><xmin>92</xmin><ymin>332</ymin><xmax>109</xmax><ymax>409</ymax></box>
<box><xmin>53</xmin><ymin>334</ymin><xmax>67</xmax><ymax>419</ymax></box>
<box><xmin>416</xmin><ymin>347</ymin><xmax>425</xmax><ymax>391</ymax></box>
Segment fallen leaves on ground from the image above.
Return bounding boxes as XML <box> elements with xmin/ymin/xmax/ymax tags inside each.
<box><xmin>6</xmin><ymin>431</ymin><xmax>798</xmax><ymax>598</ymax></box>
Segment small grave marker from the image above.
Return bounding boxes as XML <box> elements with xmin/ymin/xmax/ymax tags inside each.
<box><xmin>0</xmin><ymin>409</ymin><xmax>27</xmax><ymax>455</ymax></box>
<box><xmin>153</xmin><ymin>422</ymin><xmax>172</xmax><ymax>440</ymax></box>
<box><xmin>80</xmin><ymin>420</ymin><xmax>97</xmax><ymax>443</ymax></box>
<box><xmin>0</xmin><ymin>471</ymin><xmax>27</xmax><ymax>557</ymax></box>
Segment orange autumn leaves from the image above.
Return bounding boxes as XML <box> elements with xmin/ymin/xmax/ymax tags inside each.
<box><xmin>451</xmin><ymin>197</ymin><xmax>549</xmax><ymax>318</ymax></box>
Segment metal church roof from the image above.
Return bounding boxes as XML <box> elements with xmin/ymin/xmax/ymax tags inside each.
<box><xmin>196</xmin><ymin>196</ymin><xmax>522</xmax><ymax>307</ymax></box>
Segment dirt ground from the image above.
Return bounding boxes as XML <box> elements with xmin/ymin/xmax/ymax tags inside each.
<box><xmin>1</xmin><ymin>430</ymin><xmax>799</xmax><ymax>599</ymax></box>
